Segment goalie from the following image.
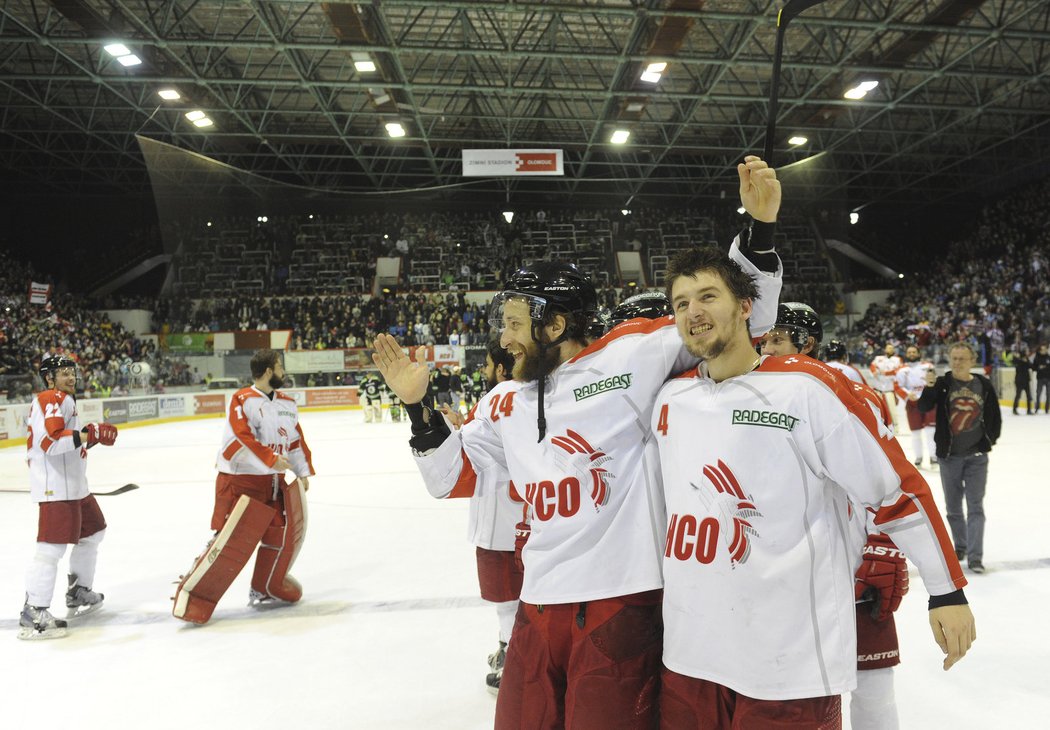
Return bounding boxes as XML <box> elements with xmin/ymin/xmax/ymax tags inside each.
<box><xmin>173</xmin><ymin>350</ymin><xmax>315</xmax><ymax>624</ymax></box>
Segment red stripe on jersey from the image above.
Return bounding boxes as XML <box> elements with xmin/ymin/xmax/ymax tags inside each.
<box><xmin>40</xmin><ymin>435</ymin><xmax>54</xmax><ymax>452</ymax></box>
<box><xmin>673</xmin><ymin>367</ymin><xmax>700</xmax><ymax>381</ymax></box>
<box><xmin>447</xmin><ymin>452</ymin><xmax>479</xmax><ymax>499</ymax></box>
<box><xmin>718</xmin><ymin>459</ymin><xmax>747</xmax><ymax>500</ymax></box>
<box><xmin>294</xmin><ymin>423</ymin><xmax>314</xmax><ymax>474</ymax></box>
<box><xmin>757</xmin><ymin>355</ymin><xmax>965</xmax><ymax>589</ymax></box>
<box><xmin>228</xmin><ymin>389</ymin><xmax>277</xmax><ymax>467</ymax></box>
<box><xmin>222</xmin><ymin>441</ymin><xmax>242</xmax><ymax>461</ymax></box>
<box><xmin>551</xmin><ymin>436</ymin><xmax>581</xmax><ymax>454</ymax></box>
<box><xmin>565</xmin><ymin>429</ymin><xmax>595</xmax><ymax>453</ymax></box>
<box><xmin>567</xmin><ymin>316</ymin><xmax>674</xmax><ymax>364</ymax></box>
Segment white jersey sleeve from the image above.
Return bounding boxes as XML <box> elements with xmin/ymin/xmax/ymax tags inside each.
<box><xmin>216</xmin><ymin>387</ymin><xmax>315</xmax><ymax>477</ymax></box>
<box><xmin>728</xmin><ymin>235</ymin><xmax>783</xmax><ymax>337</ymax></box>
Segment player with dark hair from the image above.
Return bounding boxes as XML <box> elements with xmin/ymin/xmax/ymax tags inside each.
<box><xmin>19</xmin><ymin>355</ymin><xmax>118</xmax><ymax>640</ymax></box>
<box><xmin>654</xmin><ymin>252</ymin><xmax>974</xmax><ymax>728</ymax></box>
<box><xmin>172</xmin><ymin>349</ymin><xmax>315</xmax><ymax>624</ymax></box>
<box><xmin>374</xmin><ymin>156</ymin><xmax>785</xmax><ymax>729</ymax></box>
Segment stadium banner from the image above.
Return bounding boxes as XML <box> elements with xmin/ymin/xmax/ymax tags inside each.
<box><xmin>462</xmin><ymin>149</ymin><xmax>564</xmax><ymax>177</ymax></box>
<box><xmin>102</xmin><ymin>400</ymin><xmax>129</xmax><ymax>424</ymax></box>
<box><xmin>163</xmin><ymin>332</ymin><xmax>214</xmax><ymax>352</ymax></box>
<box><xmin>305</xmin><ymin>388</ymin><xmax>359</xmax><ymax>407</ymax></box>
<box><xmin>286</xmin><ymin>350</ymin><xmax>347</xmax><ymax>373</ymax></box>
<box><xmin>193</xmin><ymin>394</ymin><xmax>226</xmax><ymax>415</ymax></box>
<box><xmin>127</xmin><ymin>398</ymin><xmax>159</xmax><ymax>422</ymax></box>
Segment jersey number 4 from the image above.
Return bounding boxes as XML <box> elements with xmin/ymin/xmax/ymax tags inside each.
<box><xmin>656</xmin><ymin>404</ymin><xmax>669</xmax><ymax>436</ymax></box>
<box><xmin>489</xmin><ymin>392</ymin><xmax>515</xmax><ymax>421</ymax></box>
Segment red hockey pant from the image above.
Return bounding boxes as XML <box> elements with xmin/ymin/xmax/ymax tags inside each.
<box><xmin>494</xmin><ymin>589</ymin><xmax>662</xmax><ymax>730</ymax></box>
<box><xmin>660</xmin><ymin>668</ymin><xmax>842</xmax><ymax>730</ymax></box>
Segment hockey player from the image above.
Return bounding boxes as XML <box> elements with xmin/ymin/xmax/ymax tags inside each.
<box><xmin>760</xmin><ymin>304</ymin><xmax>911</xmax><ymax>730</ymax></box>
<box><xmin>758</xmin><ymin>301</ymin><xmax>822</xmax><ymax>356</ymax></box>
<box><xmin>895</xmin><ymin>345</ymin><xmax>938</xmax><ymax>468</ymax></box>
<box><xmin>383</xmin><ymin>379</ymin><xmax>404</xmax><ymax>423</ymax></box>
<box><xmin>373</xmin><ymin>155</ymin><xmax>785</xmax><ymax>729</ymax></box>
<box><xmin>870</xmin><ymin>343</ymin><xmax>904</xmax><ymax>430</ymax></box>
<box><xmin>433</xmin><ymin>338</ymin><xmax>523</xmax><ymax>694</ymax></box>
<box><xmin>360</xmin><ymin>372</ymin><xmax>384</xmax><ymax>423</ymax></box>
<box><xmin>824</xmin><ymin>339</ymin><xmax>866</xmax><ymax>384</ymax></box>
<box><xmin>20</xmin><ymin>355</ymin><xmax>117</xmax><ymax>640</ymax></box>
<box><xmin>606</xmin><ymin>291</ymin><xmax>673</xmax><ymax>332</ymax></box>
<box><xmin>173</xmin><ymin>349</ymin><xmax>315</xmax><ymax>624</ymax></box>
<box><xmin>654</xmin><ymin>248</ymin><xmax>974</xmax><ymax>728</ymax></box>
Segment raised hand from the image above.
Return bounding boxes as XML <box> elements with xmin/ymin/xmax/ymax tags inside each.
<box><xmin>371</xmin><ymin>334</ymin><xmax>431</xmax><ymax>405</ymax></box>
<box><xmin>738</xmin><ymin>155</ymin><xmax>781</xmax><ymax>223</ymax></box>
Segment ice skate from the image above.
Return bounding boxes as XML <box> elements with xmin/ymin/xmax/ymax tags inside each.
<box><xmin>248</xmin><ymin>588</ymin><xmax>293</xmax><ymax>610</ymax></box>
<box><xmin>66</xmin><ymin>573</ymin><xmax>104</xmax><ymax>619</ymax></box>
<box><xmin>18</xmin><ymin>603</ymin><xmax>68</xmax><ymax>640</ymax></box>
<box><xmin>486</xmin><ymin>667</ymin><xmax>502</xmax><ymax>696</ymax></box>
<box><xmin>487</xmin><ymin>640</ymin><xmax>507</xmax><ymax>672</ymax></box>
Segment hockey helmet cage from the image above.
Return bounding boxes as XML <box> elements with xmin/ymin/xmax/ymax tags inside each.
<box><xmin>490</xmin><ymin>262</ymin><xmax>598</xmax><ymax>339</ymax></box>
<box><xmin>607</xmin><ymin>291</ymin><xmax>672</xmax><ymax>331</ymax></box>
<box><xmin>823</xmin><ymin>339</ymin><xmax>847</xmax><ymax>362</ymax></box>
<box><xmin>773</xmin><ymin>302</ymin><xmax>823</xmax><ymax>352</ymax></box>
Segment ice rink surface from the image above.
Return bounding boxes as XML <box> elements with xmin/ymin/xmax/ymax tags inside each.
<box><xmin>0</xmin><ymin>406</ymin><xmax>1047</xmax><ymax>729</ymax></box>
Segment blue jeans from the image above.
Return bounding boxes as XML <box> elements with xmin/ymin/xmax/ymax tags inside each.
<box><xmin>938</xmin><ymin>453</ymin><xmax>989</xmax><ymax>563</ymax></box>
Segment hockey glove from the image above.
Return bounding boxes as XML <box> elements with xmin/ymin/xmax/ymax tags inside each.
<box><xmin>854</xmin><ymin>532</ymin><xmax>908</xmax><ymax>622</ymax></box>
<box><xmin>82</xmin><ymin>422</ymin><xmax>118</xmax><ymax>447</ymax></box>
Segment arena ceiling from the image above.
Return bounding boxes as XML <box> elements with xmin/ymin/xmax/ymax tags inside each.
<box><xmin>1</xmin><ymin>0</ymin><xmax>1049</xmax><ymax>211</ymax></box>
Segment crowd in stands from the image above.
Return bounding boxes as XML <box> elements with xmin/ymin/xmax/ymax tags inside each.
<box><xmin>853</xmin><ymin>176</ymin><xmax>1050</xmax><ymax>364</ymax></box>
<box><xmin>0</xmin><ymin>250</ymin><xmax>197</xmax><ymax>402</ymax></box>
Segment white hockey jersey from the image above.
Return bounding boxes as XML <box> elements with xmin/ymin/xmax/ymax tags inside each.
<box><xmin>653</xmin><ymin>355</ymin><xmax>965</xmax><ymax>701</ymax></box>
<box><xmin>425</xmin><ymin>396</ymin><xmax>526</xmax><ymax>552</ymax></box>
<box><xmin>26</xmin><ymin>389</ymin><xmax>89</xmax><ymax>503</ymax></box>
<box><xmin>413</xmin><ymin>239</ymin><xmax>783</xmax><ymax>605</ymax></box>
<box><xmin>215</xmin><ymin>386</ymin><xmax>315</xmax><ymax>478</ymax></box>
<box><xmin>825</xmin><ymin>360</ymin><xmax>864</xmax><ymax>384</ymax></box>
<box><xmin>869</xmin><ymin>354</ymin><xmax>903</xmax><ymax>392</ymax></box>
<box><xmin>894</xmin><ymin>359</ymin><xmax>934</xmax><ymax>401</ymax></box>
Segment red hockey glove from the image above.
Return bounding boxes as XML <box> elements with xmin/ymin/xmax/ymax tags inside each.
<box><xmin>854</xmin><ymin>532</ymin><xmax>908</xmax><ymax>622</ymax></box>
<box><xmin>83</xmin><ymin>422</ymin><xmax>118</xmax><ymax>447</ymax></box>
<box><xmin>514</xmin><ymin>521</ymin><xmax>531</xmax><ymax>573</ymax></box>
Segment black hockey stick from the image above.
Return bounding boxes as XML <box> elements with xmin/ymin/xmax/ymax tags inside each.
<box><xmin>762</xmin><ymin>0</ymin><xmax>829</xmax><ymax>166</ymax></box>
<box><xmin>94</xmin><ymin>483</ymin><xmax>140</xmax><ymax>496</ymax></box>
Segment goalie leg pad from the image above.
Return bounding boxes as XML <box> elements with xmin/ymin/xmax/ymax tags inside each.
<box><xmin>173</xmin><ymin>496</ymin><xmax>275</xmax><ymax>624</ymax></box>
<box><xmin>250</xmin><ymin>479</ymin><xmax>308</xmax><ymax>603</ymax></box>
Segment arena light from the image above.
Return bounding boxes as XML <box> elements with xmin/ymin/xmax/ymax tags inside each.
<box><xmin>385</xmin><ymin>122</ymin><xmax>406</xmax><ymax>138</ymax></box>
<box><xmin>610</xmin><ymin>129</ymin><xmax>630</xmax><ymax>144</ymax></box>
<box><xmin>206</xmin><ymin>221</ymin><xmax>213</xmax><ymax>227</ymax></box>
<box><xmin>104</xmin><ymin>43</ymin><xmax>131</xmax><ymax>57</ymax></box>
<box><xmin>621</xmin><ymin>209</ymin><xmax>631</xmax><ymax>216</ymax></box>
<box><xmin>788</xmin><ymin>135</ymin><xmax>808</xmax><ymax>146</ymax></box>
<box><xmin>157</xmin><ymin>89</ymin><xmax>181</xmax><ymax>101</ymax></box>
<box><xmin>737</xmin><ymin>206</ymin><xmax>746</xmax><ymax>214</ymax></box>
<box><xmin>185</xmin><ymin>110</ymin><xmax>206</xmax><ymax>121</ymax></box>
<box><xmin>640</xmin><ymin>62</ymin><xmax>666</xmax><ymax>83</ymax></box>
<box><xmin>116</xmin><ymin>54</ymin><xmax>142</xmax><ymax>67</ymax></box>
<box><xmin>192</xmin><ymin>117</ymin><xmax>214</xmax><ymax>128</ymax></box>
<box><xmin>502</xmin><ymin>211</ymin><xmax>514</xmax><ymax>224</ymax></box>
<box><xmin>850</xmin><ymin>212</ymin><xmax>860</xmax><ymax>224</ymax></box>
<box><xmin>352</xmin><ymin>53</ymin><xmax>377</xmax><ymax>73</ymax></box>
<box><xmin>844</xmin><ymin>80</ymin><xmax>879</xmax><ymax>100</ymax></box>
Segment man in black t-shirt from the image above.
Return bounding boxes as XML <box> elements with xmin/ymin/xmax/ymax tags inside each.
<box><xmin>1034</xmin><ymin>344</ymin><xmax>1050</xmax><ymax>414</ymax></box>
<box><xmin>918</xmin><ymin>342</ymin><xmax>1001</xmax><ymax>574</ymax></box>
<box><xmin>1012</xmin><ymin>346</ymin><xmax>1034</xmax><ymax>415</ymax></box>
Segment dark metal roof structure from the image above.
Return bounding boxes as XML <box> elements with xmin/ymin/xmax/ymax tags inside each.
<box><xmin>2</xmin><ymin>0</ymin><xmax>1049</xmax><ymax>210</ymax></box>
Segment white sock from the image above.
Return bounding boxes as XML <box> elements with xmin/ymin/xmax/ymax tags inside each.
<box><xmin>495</xmin><ymin>600</ymin><xmax>518</xmax><ymax>644</ymax></box>
<box><xmin>850</xmin><ymin>667</ymin><xmax>899</xmax><ymax>730</ymax></box>
<box><xmin>69</xmin><ymin>529</ymin><xmax>106</xmax><ymax>589</ymax></box>
<box><xmin>25</xmin><ymin>542</ymin><xmax>67</xmax><ymax>607</ymax></box>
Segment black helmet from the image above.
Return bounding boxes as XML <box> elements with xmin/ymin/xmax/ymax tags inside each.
<box><xmin>773</xmin><ymin>302</ymin><xmax>823</xmax><ymax>352</ymax></box>
<box><xmin>823</xmin><ymin>339</ymin><xmax>847</xmax><ymax>362</ymax></box>
<box><xmin>608</xmin><ymin>291</ymin><xmax>672</xmax><ymax>331</ymax></box>
<box><xmin>492</xmin><ymin>262</ymin><xmax>598</xmax><ymax>341</ymax></box>
<box><xmin>39</xmin><ymin>354</ymin><xmax>77</xmax><ymax>384</ymax></box>
<box><xmin>586</xmin><ymin>309</ymin><xmax>611</xmax><ymax>341</ymax></box>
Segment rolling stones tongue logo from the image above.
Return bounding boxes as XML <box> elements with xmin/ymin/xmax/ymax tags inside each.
<box><xmin>950</xmin><ymin>397</ymin><xmax>980</xmax><ymax>434</ymax></box>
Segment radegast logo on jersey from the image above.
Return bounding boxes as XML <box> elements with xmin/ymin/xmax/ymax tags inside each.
<box><xmin>573</xmin><ymin>373</ymin><xmax>632</xmax><ymax>401</ymax></box>
<box><xmin>731</xmin><ymin>408</ymin><xmax>798</xmax><ymax>432</ymax></box>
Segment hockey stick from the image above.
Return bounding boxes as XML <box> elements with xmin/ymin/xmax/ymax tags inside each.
<box><xmin>762</xmin><ymin>0</ymin><xmax>829</xmax><ymax>166</ymax></box>
<box><xmin>93</xmin><ymin>483</ymin><xmax>140</xmax><ymax>496</ymax></box>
